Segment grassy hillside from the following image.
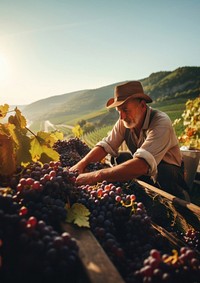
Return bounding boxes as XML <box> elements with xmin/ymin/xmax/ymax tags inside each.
<box><xmin>142</xmin><ymin>66</ymin><xmax>200</xmax><ymax>101</ymax></box>
<box><xmin>22</xmin><ymin>89</ymin><xmax>88</xmax><ymax>120</ymax></box>
<box><xmin>21</xmin><ymin>66</ymin><xmax>199</xmax><ymax>132</ymax></box>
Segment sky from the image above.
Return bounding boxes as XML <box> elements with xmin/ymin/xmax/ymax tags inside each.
<box><xmin>0</xmin><ymin>0</ymin><xmax>200</xmax><ymax>105</ymax></box>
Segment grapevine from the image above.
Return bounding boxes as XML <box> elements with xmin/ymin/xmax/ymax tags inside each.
<box><xmin>0</xmin><ymin>104</ymin><xmax>63</xmax><ymax>178</ymax></box>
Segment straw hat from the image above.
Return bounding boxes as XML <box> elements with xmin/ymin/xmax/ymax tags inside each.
<box><xmin>106</xmin><ymin>81</ymin><xmax>152</xmax><ymax>108</ymax></box>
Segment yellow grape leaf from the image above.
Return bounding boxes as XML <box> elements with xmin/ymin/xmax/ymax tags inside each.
<box><xmin>66</xmin><ymin>203</ymin><xmax>90</xmax><ymax>228</ymax></box>
<box><xmin>0</xmin><ymin>123</ymin><xmax>15</xmax><ymax>137</ymax></box>
<box><xmin>16</xmin><ymin>134</ymin><xmax>32</xmax><ymax>166</ymax></box>
<box><xmin>30</xmin><ymin>136</ymin><xmax>43</xmax><ymax>161</ymax></box>
<box><xmin>8</xmin><ymin>108</ymin><xmax>27</xmax><ymax>129</ymax></box>
<box><xmin>0</xmin><ymin>104</ymin><xmax>9</xmax><ymax>119</ymax></box>
<box><xmin>0</xmin><ymin>187</ymin><xmax>14</xmax><ymax>195</ymax></box>
<box><xmin>36</xmin><ymin>131</ymin><xmax>58</xmax><ymax>147</ymax></box>
<box><xmin>1</xmin><ymin>122</ymin><xmax>32</xmax><ymax>166</ymax></box>
<box><xmin>15</xmin><ymin>108</ymin><xmax>27</xmax><ymax>128</ymax></box>
<box><xmin>0</xmin><ymin>134</ymin><xmax>16</xmax><ymax>176</ymax></box>
<box><xmin>30</xmin><ymin>135</ymin><xmax>60</xmax><ymax>163</ymax></box>
<box><xmin>30</xmin><ymin>131</ymin><xmax>61</xmax><ymax>163</ymax></box>
<box><xmin>39</xmin><ymin>146</ymin><xmax>60</xmax><ymax>163</ymax></box>
<box><xmin>50</xmin><ymin>131</ymin><xmax>64</xmax><ymax>141</ymax></box>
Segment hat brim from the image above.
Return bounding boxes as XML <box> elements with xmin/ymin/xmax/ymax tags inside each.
<box><xmin>106</xmin><ymin>93</ymin><xmax>152</xmax><ymax>108</ymax></box>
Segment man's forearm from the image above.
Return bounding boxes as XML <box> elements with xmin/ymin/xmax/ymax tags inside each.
<box><xmin>98</xmin><ymin>157</ymin><xmax>149</xmax><ymax>182</ymax></box>
<box><xmin>75</xmin><ymin>157</ymin><xmax>149</xmax><ymax>185</ymax></box>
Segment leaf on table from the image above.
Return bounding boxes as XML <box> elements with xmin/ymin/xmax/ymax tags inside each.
<box><xmin>66</xmin><ymin>203</ymin><xmax>90</xmax><ymax>228</ymax></box>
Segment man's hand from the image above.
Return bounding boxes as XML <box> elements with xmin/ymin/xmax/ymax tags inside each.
<box><xmin>69</xmin><ymin>146</ymin><xmax>107</xmax><ymax>176</ymax></box>
<box><xmin>69</xmin><ymin>159</ymin><xmax>87</xmax><ymax>174</ymax></box>
<box><xmin>75</xmin><ymin>171</ymin><xmax>100</xmax><ymax>186</ymax></box>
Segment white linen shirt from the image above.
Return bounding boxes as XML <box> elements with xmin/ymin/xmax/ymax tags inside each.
<box><xmin>96</xmin><ymin>106</ymin><xmax>182</xmax><ymax>180</ymax></box>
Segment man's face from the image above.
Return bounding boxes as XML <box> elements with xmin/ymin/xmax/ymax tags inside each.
<box><xmin>116</xmin><ymin>99</ymin><xmax>144</xmax><ymax>129</ymax></box>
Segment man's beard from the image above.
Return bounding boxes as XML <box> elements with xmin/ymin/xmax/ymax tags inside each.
<box><xmin>123</xmin><ymin>119</ymin><xmax>135</xmax><ymax>129</ymax></box>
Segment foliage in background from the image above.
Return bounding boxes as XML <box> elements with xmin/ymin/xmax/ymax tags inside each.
<box><xmin>72</xmin><ymin>124</ymin><xmax>83</xmax><ymax>138</ymax></box>
<box><xmin>173</xmin><ymin>97</ymin><xmax>200</xmax><ymax>149</ymax></box>
<box><xmin>82</xmin><ymin>125</ymin><xmax>112</xmax><ymax>148</ymax></box>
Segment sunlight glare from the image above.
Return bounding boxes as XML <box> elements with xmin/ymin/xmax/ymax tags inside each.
<box><xmin>0</xmin><ymin>54</ymin><xmax>7</xmax><ymax>82</ymax></box>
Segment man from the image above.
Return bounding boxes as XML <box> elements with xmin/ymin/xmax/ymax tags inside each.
<box><xmin>70</xmin><ymin>81</ymin><xmax>189</xmax><ymax>200</ymax></box>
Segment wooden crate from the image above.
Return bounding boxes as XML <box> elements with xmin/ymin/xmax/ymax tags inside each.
<box><xmin>62</xmin><ymin>223</ymin><xmax>125</xmax><ymax>283</ymax></box>
<box><xmin>62</xmin><ymin>180</ymin><xmax>200</xmax><ymax>283</ymax></box>
<box><xmin>136</xmin><ymin>179</ymin><xmax>200</xmax><ymax>223</ymax></box>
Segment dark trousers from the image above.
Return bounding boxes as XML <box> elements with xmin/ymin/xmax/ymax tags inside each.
<box><xmin>111</xmin><ymin>152</ymin><xmax>190</xmax><ymax>200</ymax></box>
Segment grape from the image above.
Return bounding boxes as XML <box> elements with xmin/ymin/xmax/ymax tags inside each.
<box><xmin>53</xmin><ymin>138</ymin><xmax>91</xmax><ymax>167</ymax></box>
<box><xmin>0</xmin><ymin>192</ymin><xmax>80</xmax><ymax>283</ymax></box>
<box><xmin>179</xmin><ymin>229</ymin><xmax>200</xmax><ymax>253</ymax></box>
<box><xmin>136</xmin><ymin>247</ymin><xmax>200</xmax><ymax>283</ymax></box>
<box><xmin>53</xmin><ymin>138</ymin><xmax>109</xmax><ymax>171</ymax></box>
<box><xmin>68</xmin><ymin>181</ymin><xmax>172</xmax><ymax>281</ymax></box>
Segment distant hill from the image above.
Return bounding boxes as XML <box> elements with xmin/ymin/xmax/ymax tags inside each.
<box><xmin>22</xmin><ymin>66</ymin><xmax>200</xmax><ymax>130</ymax></box>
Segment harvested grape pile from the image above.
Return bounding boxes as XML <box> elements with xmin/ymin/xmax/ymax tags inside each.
<box><xmin>53</xmin><ymin>138</ymin><xmax>91</xmax><ymax>167</ymax></box>
<box><xmin>0</xmin><ymin>138</ymin><xmax>200</xmax><ymax>283</ymax></box>
<box><xmin>53</xmin><ymin>138</ymin><xmax>108</xmax><ymax>171</ymax></box>
<box><xmin>0</xmin><ymin>161</ymin><xmax>81</xmax><ymax>283</ymax></box>
<box><xmin>70</xmin><ymin>181</ymin><xmax>200</xmax><ymax>283</ymax></box>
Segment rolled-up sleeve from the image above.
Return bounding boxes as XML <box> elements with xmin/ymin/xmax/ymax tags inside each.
<box><xmin>141</xmin><ymin>115</ymin><xmax>179</xmax><ymax>166</ymax></box>
<box><xmin>96</xmin><ymin>120</ymin><xmax>126</xmax><ymax>157</ymax></box>
<box><xmin>133</xmin><ymin>148</ymin><xmax>157</xmax><ymax>177</ymax></box>
<box><xmin>131</xmin><ymin>109</ymin><xmax>181</xmax><ymax>180</ymax></box>
<box><xmin>136</xmin><ymin>110</ymin><xmax>181</xmax><ymax>180</ymax></box>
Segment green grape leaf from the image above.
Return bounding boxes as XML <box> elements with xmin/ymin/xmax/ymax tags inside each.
<box><xmin>66</xmin><ymin>203</ymin><xmax>90</xmax><ymax>228</ymax></box>
<box><xmin>0</xmin><ymin>104</ymin><xmax>9</xmax><ymax>119</ymax></box>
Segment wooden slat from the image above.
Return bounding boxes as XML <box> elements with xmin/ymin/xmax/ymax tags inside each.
<box><xmin>152</xmin><ymin>221</ymin><xmax>200</xmax><ymax>258</ymax></box>
<box><xmin>62</xmin><ymin>223</ymin><xmax>125</xmax><ymax>283</ymax></box>
<box><xmin>151</xmin><ymin>222</ymin><xmax>187</xmax><ymax>248</ymax></box>
<box><xmin>136</xmin><ymin>180</ymin><xmax>200</xmax><ymax>219</ymax></box>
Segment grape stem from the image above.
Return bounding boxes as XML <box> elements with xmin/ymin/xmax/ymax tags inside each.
<box><xmin>164</xmin><ymin>249</ymin><xmax>179</xmax><ymax>264</ymax></box>
<box><xmin>25</xmin><ymin>126</ymin><xmax>37</xmax><ymax>137</ymax></box>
